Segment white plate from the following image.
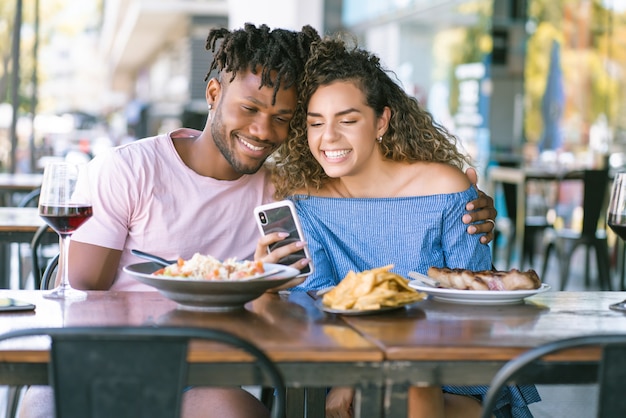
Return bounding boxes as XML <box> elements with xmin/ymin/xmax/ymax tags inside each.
<box><xmin>124</xmin><ymin>262</ymin><xmax>301</xmax><ymax>312</ymax></box>
<box><xmin>407</xmin><ymin>282</ymin><xmax>551</xmax><ymax>305</ymax></box>
<box><xmin>315</xmin><ymin>299</ymin><xmax>414</xmax><ymax>316</ymax></box>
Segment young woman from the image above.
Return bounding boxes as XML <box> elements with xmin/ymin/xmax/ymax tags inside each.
<box><xmin>268</xmin><ymin>36</ymin><xmax>539</xmax><ymax>418</ymax></box>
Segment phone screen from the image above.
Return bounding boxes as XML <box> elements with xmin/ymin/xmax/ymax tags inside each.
<box><xmin>256</xmin><ymin>204</ymin><xmax>312</xmax><ymax>275</ymax></box>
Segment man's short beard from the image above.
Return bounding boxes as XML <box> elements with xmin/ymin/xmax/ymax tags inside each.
<box><xmin>210</xmin><ymin>106</ymin><xmax>266</xmax><ymax>175</ymax></box>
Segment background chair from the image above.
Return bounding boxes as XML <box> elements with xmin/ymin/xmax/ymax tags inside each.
<box><xmin>16</xmin><ymin>188</ymin><xmax>41</xmax><ymax>209</ymax></box>
<box><xmin>30</xmin><ymin>224</ymin><xmax>58</xmax><ymax>290</ymax></box>
<box><xmin>492</xmin><ymin>164</ymin><xmax>554</xmax><ymax>270</ymax></box>
<box><xmin>16</xmin><ymin>189</ymin><xmax>41</xmax><ymax>288</ymax></box>
<box><xmin>0</xmin><ymin>326</ymin><xmax>286</xmax><ymax>418</ymax></box>
<box><xmin>39</xmin><ymin>252</ymin><xmax>59</xmax><ymax>290</ymax></box>
<box><xmin>481</xmin><ymin>334</ymin><xmax>626</xmax><ymax>418</ymax></box>
<box><xmin>540</xmin><ymin>168</ymin><xmax>611</xmax><ymax>290</ymax></box>
<box><xmin>2</xmin><ymin>193</ymin><xmax>43</xmax><ymax>417</ymax></box>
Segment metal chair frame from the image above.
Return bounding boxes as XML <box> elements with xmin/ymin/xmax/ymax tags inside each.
<box><xmin>481</xmin><ymin>334</ymin><xmax>626</xmax><ymax>418</ymax></box>
<box><xmin>16</xmin><ymin>189</ymin><xmax>42</xmax><ymax>288</ymax></box>
<box><xmin>492</xmin><ymin>163</ymin><xmax>554</xmax><ymax>270</ymax></box>
<box><xmin>0</xmin><ymin>326</ymin><xmax>286</xmax><ymax>418</ymax></box>
<box><xmin>540</xmin><ymin>169</ymin><xmax>611</xmax><ymax>290</ymax></box>
<box><xmin>30</xmin><ymin>224</ymin><xmax>58</xmax><ymax>290</ymax></box>
<box><xmin>39</xmin><ymin>252</ymin><xmax>59</xmax><ymax>290</ymax></box>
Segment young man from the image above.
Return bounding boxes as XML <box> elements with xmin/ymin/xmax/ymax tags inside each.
<box><xmin>19</xmin><ymin>23</ymin><xmax>497</xmax><ymax>418</ymax></box>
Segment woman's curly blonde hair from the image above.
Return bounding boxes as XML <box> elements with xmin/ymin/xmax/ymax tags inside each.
<box><xmin>271</xmin><ymin>35</ymin><xmax>471</xmax><ymax>200</ymax></box>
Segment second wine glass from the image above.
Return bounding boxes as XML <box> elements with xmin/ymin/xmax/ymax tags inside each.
<box><xmin>38</xmin><ymin>161</ymin><xmax>92</xmax><ymax>300</ymax></box>
<box><xmin>607</xmin><ymin>172</ymin><xmax>626</xmax><ymax>309</ymax></box>
<box><xmin>607</xmin><ymin>172</ymin><xmax>626</xmax><ymax>241</ymax></box>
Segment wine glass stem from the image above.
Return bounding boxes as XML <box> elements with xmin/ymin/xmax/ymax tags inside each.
<box><xmin>59</xmin><ymin>233</ymin><xmax>71</xmax><ymax>290</ymax></box>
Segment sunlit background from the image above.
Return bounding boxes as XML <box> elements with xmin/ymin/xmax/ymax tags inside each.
<box><xmin>3</xmin><ymin>0</ymin><xmax>626</xmax><ymax>182</ymax></box>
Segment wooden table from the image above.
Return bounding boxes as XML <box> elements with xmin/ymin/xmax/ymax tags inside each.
<box><xmin>0</xmin><ymin>207</ymin><xmax>49</xmax><ymax>244</ymax></box>
<box><xmin>0</xmin><ymin>208</ymin><xmax>55</xmax><ymax>289</ymax></box>
<box><xmin>0</xmin><ymin>290</ymin><xmax>385</xmax><ymax>417</ymax></box>
<box><xmin>0</xmin><ymin>289</ymin><xmax>624</xmax><ymax>417</ymax></box>
<box><xmin>0</xmin><ymin>173</ymin><xmax>42</xmax><ymax>206</ymax></box>
<box><xmin>342</xmin><ymin>291</ymin><xmax>626</xmax><ymax>417</ymax></box>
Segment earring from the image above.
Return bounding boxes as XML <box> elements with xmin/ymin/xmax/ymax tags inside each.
<box><xmin>377</xmin><ymin>136</ymin><xmax>383</xmax><ymax>143</ymax></box>
<box><xmin>208</xmin><ymin>104</ymin><xmax>212</xmax><ymax>119</ymax></box>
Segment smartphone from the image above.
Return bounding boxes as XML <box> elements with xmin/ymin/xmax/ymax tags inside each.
<box><xmin>0</xmin><ymin>298</ymin><xmax>36</xmax><ymax>312</ymax></box>
<box><xmin>254</xmin><ymin>200</ymin><xmax>313</xmax><ymax>276</ymax></box>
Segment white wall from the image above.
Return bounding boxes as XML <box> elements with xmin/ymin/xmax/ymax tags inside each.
<box><xmin>228</xmin><ymin>0</ymin><xmax>323</xmax><ymax>32</ymax></box>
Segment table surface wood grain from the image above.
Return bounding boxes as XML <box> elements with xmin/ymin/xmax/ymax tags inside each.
<box><xmin>342</xmin><ymin>291</ymin><xmax>626</xmax><ymax>361</ymax></box>
<box><xmin>0</xmin><ymin>290</ymin><xmax>383</xmax><ymax>364</ymax></box>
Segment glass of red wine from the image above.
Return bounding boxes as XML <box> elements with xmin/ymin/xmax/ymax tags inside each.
<box><xmin>608</xmin><ymin>172</ymin><xmax>626</xmax><ymax>310</ymax></box>
<box><xmin>608</xmin><ymin>172</ymin><xmax>626</xmax><ymax>241</ymax></box>
<box><xmin>38</xmin><ymin>161</ymin><xmax>93</xmax><ymax>300</ymax></box>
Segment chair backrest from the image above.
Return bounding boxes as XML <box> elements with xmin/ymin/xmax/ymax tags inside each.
<box><xmin>40</xmin><ymin>253</ymin><xmax>59</xmax><ymax>290</ymax></box>
<box><xmin>581</xmin><ymin>168</ymin><xmax>610</xmax><ymax>236</ymax></box>
<box><xmin>561</xmin><ymin>168</ymin><xmax>610</xmax><ymax>235</ymax></box>
<box><xmin>0</xmin><ymin>326</ymin><xmax>286</xmax><ymax>418</ymax></box>
<box><xmin>481</xmin><ymin>334</ymin><xmax>626</xmax><ymax>418</ymax></box>
<box><xmin>30</xmin><ymin>224</ymin><xmax>57</xmax><ymax>289</ymax></box>
<box><xmin>17</xmin><ymin>188</ymin><xmax>41</xmax><ymax>208</ymax></box>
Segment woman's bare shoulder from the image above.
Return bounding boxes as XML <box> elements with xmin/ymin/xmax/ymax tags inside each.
<box><xmin>417</xmin><ymin>162</ymin><xmax>471</xmax><ymax>194</ymax></box>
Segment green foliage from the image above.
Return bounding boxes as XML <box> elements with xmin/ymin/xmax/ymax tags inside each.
<box><xmin>0</xmin><ymin>0</ymin><xmax>80</xmax><ymax>113</ymax></box>
<box><xmin>525</xmin><ymin>0</ymin><xmax>626</xmax><ymax>146</ymax></box>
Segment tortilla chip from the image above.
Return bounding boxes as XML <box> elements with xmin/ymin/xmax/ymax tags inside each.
<box><xmin>322</xmin><ymin>265</ymin><xmax>426</xmax><ymax>311</ymax></box>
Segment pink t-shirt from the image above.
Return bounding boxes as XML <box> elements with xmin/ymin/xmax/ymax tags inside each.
<box><xmin>72</xmin><ymin>129</ymin><xmax>275</xmax><ymax>291</ymax></box>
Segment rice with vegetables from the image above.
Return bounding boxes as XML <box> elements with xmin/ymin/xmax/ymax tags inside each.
<box><xmin>155</xmin><ymin>253</ymin><xmax>265</xmax><ymax>280</ymax></box>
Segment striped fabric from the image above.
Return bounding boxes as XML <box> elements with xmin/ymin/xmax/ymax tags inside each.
<box><xmin>443</xmin><ymin>385</ymin><xmax>540</xmax><ymax>418</ymax></box>
<box><xmin>290</xmin><ymin>187</ymin><xmax>492</xmax><ymax>291</ymax></box>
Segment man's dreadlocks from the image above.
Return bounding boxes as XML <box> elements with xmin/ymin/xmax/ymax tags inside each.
<box><xmin>205</xmin><ymin>23</ymin><xmax>321</xmax><ymax>104</ymax></box>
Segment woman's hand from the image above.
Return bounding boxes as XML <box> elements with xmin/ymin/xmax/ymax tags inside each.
<box><xmin>463</xmin><ymin>167</ymin><xmax>497</xmax><ymax>244</ymax></box>
<box><xmin>325</xmin><ymin>386</ymin><xmax>355</xmax><ymax>418</ymax></box>
<box><xmin>253</xmin><ymin>232</ymin><xmax>311</xmax><ymax>273</ymax></box>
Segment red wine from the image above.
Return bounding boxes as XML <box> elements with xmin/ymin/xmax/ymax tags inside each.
<box><xmin>40</xmin><ymin>205</ymin><xmax>93</xmax><ymax>235</ymax></box>
<box><xmin>608</xmin><ymin>213</ymin><xmax>626</xmax><ymax>240</ymax></box>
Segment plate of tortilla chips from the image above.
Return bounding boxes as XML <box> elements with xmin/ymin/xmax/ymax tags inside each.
<box><xmin>318</xmin><ymin>265</ymin><xmax>426</xmax><ymax>315</ymax></box>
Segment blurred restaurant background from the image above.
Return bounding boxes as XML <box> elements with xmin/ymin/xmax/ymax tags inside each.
<box><xmin>0</xmin><ymin>0</ymin><xmax>624</xmax><ymax>173</ymax></box>
<box><xmin>3</xmin><ymin>0</ymin><xmax>626</xmax><ymax>270</ymax></box>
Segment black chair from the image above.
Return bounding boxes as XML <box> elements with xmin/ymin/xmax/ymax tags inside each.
<box><xmin>481</xmin><ymin>334</ymin><xmax>626</xmax><ymax>418</ymax></box>
<box><xmin>540</xmin><ymin>169</ymin><xmax>611</xmax><ymax>290</ymax></box>
<box><xmin>492</xmin><ymin>164</ymin><xmax>554</xmax><ymax>270</ymax></box>
<box><xmin>16</xmin><ymin>189</ymin><xmax>42</xmax><ymax>288</ymax></box>
<box><xmin>0</xmin><ymin>326</ymin><xmax>286</xmax><ymax>418</ymax></box>
<box><xmin>495</xmin><ymin>182</ymin><xmax>554</xmax><ymax>270</ymax></box>
<box><xmin>39</xmin><ymin>253</ymin><xmax>59</xmax><ymax>290</ymax></box>
<box><xmin>16</xmin><ymin>188</ymin><xmax>41</xmax><ymax>208</ymax></box>
<box><xmin>30</xmin><ymin>224</ymin><xmax>57</xmax><ymax>290</ymax></box>
<box><xmin>3</xmin><ymin>189</ymin><xmax>40</xmax><ymax>417</ymax></box>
